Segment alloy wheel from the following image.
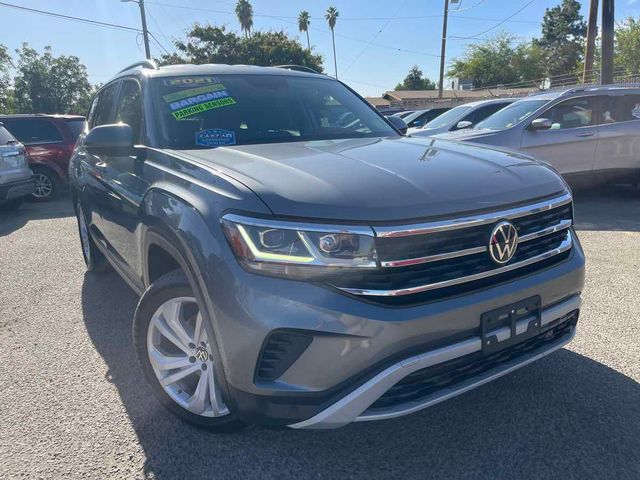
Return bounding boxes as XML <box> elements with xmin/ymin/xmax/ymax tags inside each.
<box><xmin>33</xmin><ymin>173</ymin><xmax>53</xmax><ymax>199</ymax></box>
<box><xmin>147</xmin><ymin>297</ymin><xmax>230</xmax><ymax>417</ymax></box>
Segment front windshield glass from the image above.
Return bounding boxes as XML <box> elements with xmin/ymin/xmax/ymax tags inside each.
<box><xmin>152</xmin><ymin>74</ymin><xmax>397</xmax><ymax>149</ymax></box>
<box><xmin>421</xmin><ymin>105</ymin><xmax>471</xmax><ymax>129</ymax></box>
<box><xmin>474</xmin><ymin>99</ymin><xmax>549</xmax><ymax>130</ymax></box>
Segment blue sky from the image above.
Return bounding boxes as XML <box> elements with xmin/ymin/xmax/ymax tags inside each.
<box><xmin>2</xmin><ymin>0</ymin><xmax>640</xmax><ymax>97</ymax></box>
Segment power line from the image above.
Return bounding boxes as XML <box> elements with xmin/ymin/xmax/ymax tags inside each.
<box><xmin>449</xmin><ymin>0</ymin><xmax>538</xmax><ymax>40</ymax></box>
<box><xmin>0</xmin><ymin>1</ymin><xmax>142</xmax><ymax>33</ymax></box>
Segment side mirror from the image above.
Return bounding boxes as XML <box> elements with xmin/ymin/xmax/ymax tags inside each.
<box><xmin>84</xmin><ymin>124</ymin><xmax>134</xmax><ymax>156</ymax></box>
<box><xmin>529</xmin><ymin>118</ymin><xmax>553</xmax><ymax>131</ymax></box>
<box><xmin>387</xmin><ymin>115</ymin><xmax>408</xmax><ymax>135</ymax></box>
<box><xmin>454</xmin><ymin>120</ymin><xmax>473</xmax><ymax>130</ymax></box>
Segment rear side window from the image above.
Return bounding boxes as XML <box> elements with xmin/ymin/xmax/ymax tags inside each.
<box><xmin>115</xmin><ymin>80</ymin><xmax>143</xmax><ymax>141</ymax></box>
<box><xmin>93</xmin><ymin>83</ymin><xmax>119</xmax><ymax>127</ymax></box>
<box><xmin>540</xmin><ymin>97</ymin><xmax>596</xmax><ymax>129</ymax></box>
<box><xmin>601</xmin><ymin>95</ymin><xmax>640</xmax><ymax>124</ymax></box>
<box><xmin>2</xmin><ymin>119</ymin><xmax>63</xmax><ymax>144</ymax></box>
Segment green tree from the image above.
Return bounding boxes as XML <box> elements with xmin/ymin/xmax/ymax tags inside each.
<box><xmin>447</xmin><ymin>33</ymin><xmax>542</xmax><ymax>88</ymax></box>
<box><xmin>298</xmin><ymin>11</ymin><xmax>311</xmax><ymax>51</ymax></box>
<box><xmin>13</xmin><ymin>44</ymin><xmax>93</xmax><ymax>114</ymax></box>
<box><xmin>325</xmin><ymin>6</ymin><xmax>339</xmax><ymax>78</ymax></box>
<box><xmin>615</xmin><ymin>17</ymin><xmax>640</xmax><ymax>75</ymax></box>
<box><xmin>235</xmin><ymin>0</ymin><xmax>253</xmax><ymax>38</ymax></box>
<box><xmin>157</xmin><ymin>25</ymin><xmax>323</xmax><ymax>72</ymax></box>
<box><xmin>395</xmin><ymin>66</ymin><xmax>435</xmax><ymax>90</ymax></box>
<box><xmin>534</xmin><ymin>0</ymin><xmax>586</xmax><ymax>83</ymax></box>
<box><xmin>0</xmin><ymin>44</ymin><xmax>14</xmax><ymax>113</ymax></box>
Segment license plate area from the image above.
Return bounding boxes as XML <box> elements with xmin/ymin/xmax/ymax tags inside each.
<box><xmin>481</xmin><ymin>296</ymin><xmax>541</xmax><ymax>354</ymax></box>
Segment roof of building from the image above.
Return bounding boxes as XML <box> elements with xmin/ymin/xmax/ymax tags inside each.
<box><xmin>384</xmin><ymin>87</ymin><xmax>537</xmax><ymax>102</ymax></box>
<box><xmin>364</xmin><ymin>97</ymin><xmax>391</xmax><ymax>107</ymax></box>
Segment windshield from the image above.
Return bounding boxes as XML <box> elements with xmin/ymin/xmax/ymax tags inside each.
<box><xmin>152</xmin><ymin>74</ymin><xmax>397</xmax><ymax>149</ymax></box>
<box><xmin>421</xmin><ymin>105</ymin><xmax>471</xmax><ymax>130</ymax></box>
<box><xmin>474</xmin><ymin>99</ymin><xmax>549</xmax><ymax>130</ymax></box>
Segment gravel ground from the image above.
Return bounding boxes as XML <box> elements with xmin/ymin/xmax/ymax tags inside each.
<box><xmin>1</xmin><ymin>187</ymin><xmax>639</xmax><ymax>480</ymax></box>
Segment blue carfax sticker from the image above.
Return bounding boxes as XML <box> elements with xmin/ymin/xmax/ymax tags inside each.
<box><xmin>195</xmin><ymin>129</ymin><xmax>236</xmax><ymax>147</ymax></box>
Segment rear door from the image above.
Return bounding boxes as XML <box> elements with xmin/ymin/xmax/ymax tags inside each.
<box><xmin>594</xmin><ymin>92</ymin><xmax>640</xmax><ymax>180</ymax></box>
<box><xmin>520</xmin><ymin>96</ymin><xmax>598</xmax><ymax>176</ymax></box>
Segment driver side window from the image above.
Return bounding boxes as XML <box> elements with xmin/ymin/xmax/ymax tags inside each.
<box><xmin>115</xmin><ymin>79</ymin><xmax>143</xmax><ymax>142</ymax></box>
<box><xmin>539</xmin><ymin>98</ymin><xmax>595</xmax><ymax>130</ymax></box>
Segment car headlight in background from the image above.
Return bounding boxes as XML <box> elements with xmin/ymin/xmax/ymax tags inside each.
<box><xmin>1</xmin><ymin>150</ymin><xmax>27</xmax><ymax>168</ymax></box>
<box><xmin>221</xmin><ymin>214</ymin><xmax>378</xmax><ymax>279</ymax></box>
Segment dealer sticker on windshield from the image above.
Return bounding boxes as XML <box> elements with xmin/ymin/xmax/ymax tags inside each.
<box><xmin>195</xmin><ymin>129</ymin><xmax>236</xmax><ymax>147</ymax></box>
<box><xmin>172</xmin><ymin>96</ymin><xmax>236</xmax><ymax>120</ymax></box>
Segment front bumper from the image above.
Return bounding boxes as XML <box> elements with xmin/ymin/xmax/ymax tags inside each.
<box><xmin>0</xmin><ymin>175</ymin><xmax>35</xmax><ymax>203</ymax></box>
<box><xmin>209</xmin><ymin>231</ymin><xmax>585</xmax><ymax>427</ymax></box>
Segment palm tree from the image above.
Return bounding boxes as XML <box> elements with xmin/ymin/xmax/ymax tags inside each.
<box><xmin>235</xmin><ymin>0</ymin><xmax>253</xmax><ymax>38</ymax></box>
<box><xmin>325</xmin><ymin>6</ymin><xmax>339</xmax><ymax>78</ymax></box>
<box><xmin>298</xmin><ymin>11</ymin><xmax>311</xmax><ymax>51</ymax></box>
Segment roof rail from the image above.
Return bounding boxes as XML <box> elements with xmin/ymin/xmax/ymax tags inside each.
<box><xmin>118</xmin><ymin>59</ymin><xmax>158</xmax><ymax>74</ymax></box>
<box><xmin>274</xmin><ymin>65</ymin><xmax>321</xmax><ymax>75</ymax></box>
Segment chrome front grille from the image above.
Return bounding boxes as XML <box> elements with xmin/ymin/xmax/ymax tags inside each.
<box><xmin>331</xmin><ymin>193</ymin><xmax>574</xmax><ymax>300</ymax></box>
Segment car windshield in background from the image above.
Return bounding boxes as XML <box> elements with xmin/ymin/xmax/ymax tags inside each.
<box><xmin>66</xmin><ymin>119</ymin><xmax>86</xmax><ymax>139</ymax></box>
<box><xmin>421</xmin><ymin>105</ymin><xmax>471</xmax><ymax>130</ymax></box>
<box><xmin>152</xmin><ymin>74</ymin><xmax>397</xmax><ymax>149</ymax></box>
<box><xmin>474</xmin><ymin>99</ymin><xmax>549</xmax><ymax>130</ymax></box>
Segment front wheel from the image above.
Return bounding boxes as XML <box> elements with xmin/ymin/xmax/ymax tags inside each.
<box><xmin>133</xmin><ymin>270</ymin><xmax>244</xmax><ymax>432</ymax></box>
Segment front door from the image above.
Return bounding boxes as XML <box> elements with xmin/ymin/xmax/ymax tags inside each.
<box><xmin>520</xmin><ymin>96</ymin><xmax>598</xmax><ymax>176</ymax></box>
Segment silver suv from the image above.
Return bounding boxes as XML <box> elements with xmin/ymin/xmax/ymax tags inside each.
<box><xmin>0</xmin><ymin>125</ymin><xmax>34</xmax><ymax>210</ymax></box>
<box><xmin>432</xmin><ymin>85</ymin><xmax>640</xmax><ymax>186</ymax></box>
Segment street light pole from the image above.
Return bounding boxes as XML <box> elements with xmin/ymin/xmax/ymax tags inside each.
<box><xmin>438</xmin><ymin>0</ymin><xmax>449</xmax><ymax>98</ymax></box>
<box><xmin>122</xmin><ymin>0</ymin><xmax>151</xmax><ymax>60</ymax></box>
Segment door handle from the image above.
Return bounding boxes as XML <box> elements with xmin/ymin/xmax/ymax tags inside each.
<box><xmin>575</xmin><ymin>132</ymin><xmax>595</xmax><ymax>137</ymax></box>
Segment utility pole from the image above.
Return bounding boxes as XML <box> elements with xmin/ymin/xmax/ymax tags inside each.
<box><xmin>583</xmin><ymin>0</ymin><xmax>599</xmax><ymax>84</ymax></box>
<box><xmin>438</xmin><ymin>0</ymin><xmax>449</xmax><ymax>98</ymax></box>
<box><xmin>601</xmin><ymin>0</ymin><xmax>615</xmax><ymax>84</ymax></box>
<box><xmin>122</xmin><ymin>0</ymin><xmax>151</xmax><ymax>60</ymax></box>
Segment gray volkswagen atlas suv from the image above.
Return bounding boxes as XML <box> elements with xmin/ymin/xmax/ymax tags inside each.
<box><xmin>70</xmin><ymin>61</ymin><xmax>585</xmax><ymax>431</ymax></box>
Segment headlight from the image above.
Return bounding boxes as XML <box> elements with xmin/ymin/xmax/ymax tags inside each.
<box><xmin>1</xmin><ymin>151</ymin><xmax>27</xmax><ymax>168</ymax></box>
<box><xmin>220</xmin><ymin>214</ymin><xmax>378</xmax><ymax>279</ymax></box>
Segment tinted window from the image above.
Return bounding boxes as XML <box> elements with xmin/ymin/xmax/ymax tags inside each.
<box><xmin>87</xmin><ymin>96</ymin><xmax>100</xmax><ymax>129</ymax></box>
<box><xmin>463</xmin><ymin>103</ymin><xmax>510</xmax><ymax>125</ymax></box>
<box><xmin>540</xmin><ymin>97</ymin><xmax>595</xmax><ymax>129</ymax></box>
<box><xmin>66</xmin><ymin>119</ymin><xmax>86</xmax><ymax>139</ymax></box>
<box><xmin>94</xmin><ymin>83</ymin><xmax>119</xmax><ymax>127</ymax></box>
<box><xmin>153</xmin><ymin>75</ymin><xmax>396</xmax><ymax>148</ymax></box>
<box><xmin>601</xmin><ymin>95</ymin><xmax>640</xmax><ymax>124</ymax></box>
<box><xmin>475</xmin><ymin>99</ymin><xmax>549</xmax><ymax>130</ymax></box>
<box><xmin>3</xmin><ymin>119</ymin><xmax>63</xmax><ymax>144</ymax></box>
<box><xmin>115</xmin><ymin>80</ymin><xmax>143</xmax><ymax>141</ymax></box>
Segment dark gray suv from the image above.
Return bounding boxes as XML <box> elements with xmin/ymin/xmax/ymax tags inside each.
<box><xmin>70</xmin><ymin>61</ymin><xmax>585</xmax><ymax>431</ymax></box>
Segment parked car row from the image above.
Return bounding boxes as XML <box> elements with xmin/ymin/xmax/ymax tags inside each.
<box><xmin>395</xmin><ymin>86</ymin><xmax>640</xmax><ymax>187</ymax></box>
<box><xmin>0</xmin><ymin>114</ymin><xmax>85</xmax><ymax>205</ymax></box>
<box><xmin>0</xmin><ymin>124</ymin><xmax>34</xmax><ymax>210</ymax></box>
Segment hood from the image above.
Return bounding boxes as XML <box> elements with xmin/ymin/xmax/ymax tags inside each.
<box><xmin>175</xmin><ymin>137</ymin><xmax>568</xmax><ymax>222</ymax></box>
<box><xmin>432</xmin><ymin>128</ymin><xmax>503</xmax><ymax>142</ymax></box>
<box><xmin>407</xmin><ymin>126</ymin><xmax>449</xmax><ymax>137</ymax></box>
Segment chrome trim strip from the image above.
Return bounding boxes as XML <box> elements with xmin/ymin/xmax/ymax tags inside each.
<box><xmin>221</xmin><ymin>213</ymin><xmax>375</xmax><ymax>236</ymax></box>
<box><xmin>519</xmin><ymin>219</ymin><xmax>572</xmax><ymax>243</ymax></box>
<box><xmin>288</xmin><ymin>295</ymin><xmax>580</xmax><ymax>429</ymax></box>
<box><xmin>380</xmin><ymin>246</ymin><xmax>487</xmax><ymax>268</ymax></box>
<box><xmin>374</xmin><ymin>192</ymin><xmax>572</xmax><ymax>238</ymax></box>
<box><xmin>336</xmin><ymin>231</ymin><xmax>572</xmax><ymax>297</ymax></box>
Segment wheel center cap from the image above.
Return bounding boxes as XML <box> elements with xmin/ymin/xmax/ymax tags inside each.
<box><xmin>194</xmin><ymin>346</ymin><xmax>209</xmax><ymax>362</ymax></box>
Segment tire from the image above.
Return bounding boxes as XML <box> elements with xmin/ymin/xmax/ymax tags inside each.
<box><xmin>0</xmin><ymin>197</ymin><xmax>25</xmax><ymax>211</ymax></box>
<box><xmin>75</xmin><ymin>201</ymin><xmax>110</xmax><ymax>273</ymax></box>
<box><xmin>133</xmin><ymin>269</ymin><xmax>245</xmax><ymax>432</ymax></box>
<box><xmin>32</xmin><ymin>167</ymin><xmax>59</xmax><ymax>201</ymax></box>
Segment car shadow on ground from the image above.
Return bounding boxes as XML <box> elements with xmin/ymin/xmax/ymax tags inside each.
<box><xmin>0</xmin><ymin>196</ymin><xmax>73</xmax><ymax>237</ymax></box>
<box><xmin>81</xmin><ymin>271</ymin><xmax>640</xmax><ymax>480</ymax></box>
<box><xmin>573</xmin><ymin>185</ymin><xmax>640</xmax><ymax>232</ymax></box>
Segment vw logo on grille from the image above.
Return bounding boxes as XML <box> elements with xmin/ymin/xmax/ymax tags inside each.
<box><xmin>489</xmin><ymin>221</ymin><xmax>518</xmax><ymax>264</ymax></box>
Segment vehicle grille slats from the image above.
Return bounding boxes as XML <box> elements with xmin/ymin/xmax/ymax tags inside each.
<box><xmin>331</xmin><ymin>196</ymin><xmax>573</xmax><ymax>303</ymax></box>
